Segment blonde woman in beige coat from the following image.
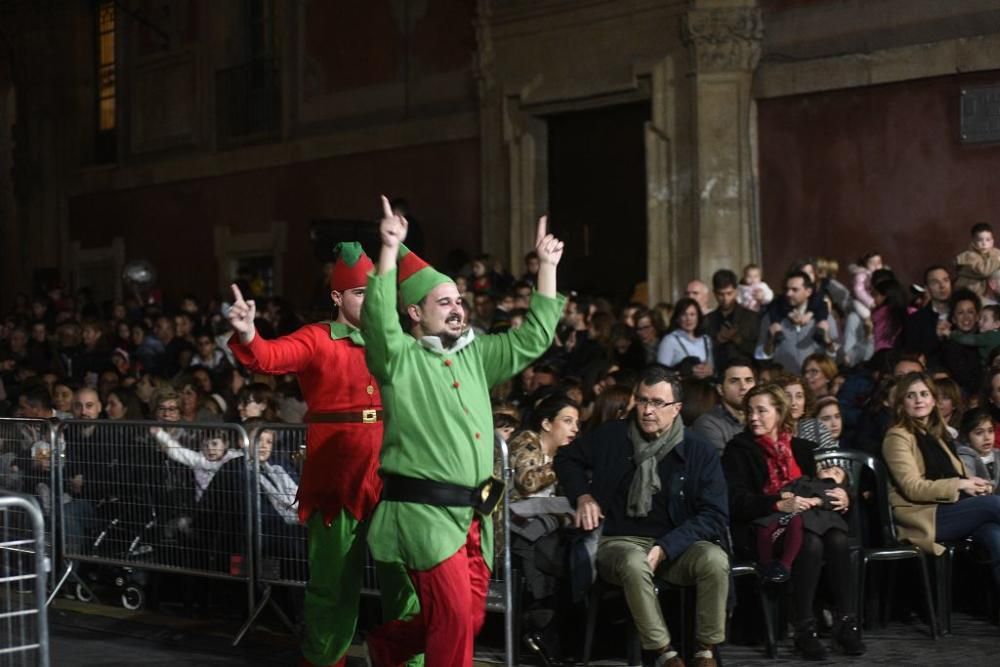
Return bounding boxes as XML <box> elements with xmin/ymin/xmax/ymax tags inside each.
<box><xmin>882</xmin><ymin>372</ymin><xmax>1000</xmax><ymax>590</ymax></box>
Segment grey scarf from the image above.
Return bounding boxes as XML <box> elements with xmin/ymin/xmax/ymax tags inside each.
<box><xmin>626</xmin><ymin>417</ymin><xmax>685</xmax><ymax>517</ymax></box>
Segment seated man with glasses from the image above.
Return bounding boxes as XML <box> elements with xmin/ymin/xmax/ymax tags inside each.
<box><xmin>554</xmin><ymin>364</ymin><xmax>730</xmax><ymax>667</ymax></box>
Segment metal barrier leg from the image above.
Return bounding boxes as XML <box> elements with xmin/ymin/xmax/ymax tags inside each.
<box><xmin>46</xmin><ymin>559</ymin><xmax>79</xmax><ymax>606</ymax></box>
<box><xmin>234</xmin><ymin>583</ymin><xmax>299</xmax><ymax>646</ymax></box>
<box><xmin>234</xmin><ymin>584</ymin><xmax>272</xmax><ymax>645</ymax></box>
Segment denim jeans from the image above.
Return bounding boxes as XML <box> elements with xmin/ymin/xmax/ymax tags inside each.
<box><xmin>936</xmin><ymin>495</ymin><xmax>1000</xmax><ymax>587</ymax></box>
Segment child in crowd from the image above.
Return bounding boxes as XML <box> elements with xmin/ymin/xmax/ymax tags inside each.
<box><xmin>151</xmin><ymin>427</ymin><xmax>243</xmax><ymax>502</ymax></box>
<box><xmin>253</xmin><ymin>426</ymin><xmax>299</xmax><ymax>525</ymax></box>
<box><xmin>493</xmin><ymin>412</ymin><xmax>519</xmax><ymax>444</ymax></box>
<box><xmin>848</xmin><ymin>252</ymin><xmax>883</xmax><ymax>320</ymax></box>
<box><xmin>755</xmin><ymin>465</ymin><xmax>849</xmax><ymax>583</ymax></box>
<box><xmin>955</xmin><ymin>222</ymin><xmax>1000</xmax><ymax>298</ymax></box>
<box><xmin>949</xmin><ymin>304</ymin><xmax>1000</xmax><ymax>365</ymax></box>
<box><xmin>956</xmin><ymin>408</ymin><xmax>999</xmax><ymax>494</ymax></box>
<box><xmin>816</xmin><ymin>257</ymin><xmax>851</xmax><ymax>314</ymax></box>
<box><xmin>737</xmin><ymin>263</ymin><xmax>774</xmax><ymax>312</ymax></box>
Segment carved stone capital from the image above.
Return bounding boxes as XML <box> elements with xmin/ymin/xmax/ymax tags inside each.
<box><xmin>682</xmin><ymin>7</ymin><xmax>763</xmax><ymax>73</ymax></box>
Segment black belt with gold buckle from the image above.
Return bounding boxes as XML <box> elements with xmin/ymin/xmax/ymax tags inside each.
<box><xmin>381</xmin><ymin>473</ymin><xmax>505</xmax><ymax>515</ymax></box>
<box><xmin>305</xmin><ymin>409</ymin><xmax>381</xmax><ymax>424</ymax></box>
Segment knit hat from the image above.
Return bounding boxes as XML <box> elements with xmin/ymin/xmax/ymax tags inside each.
<box><xmin>398</xmin><ymin>244</ymin><xmax>454</xmax><ymax>307</ymax></box>
<box><xmin>330</xmin><ymin>242</ymin><xmax>375</xmax><ymax>291</ymax></box>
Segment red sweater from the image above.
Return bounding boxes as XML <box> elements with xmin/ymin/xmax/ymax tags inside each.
<box><xmin>229</xmin><ymin>323</ymin><xmax>382</xmax><ymax>524</ymax></box>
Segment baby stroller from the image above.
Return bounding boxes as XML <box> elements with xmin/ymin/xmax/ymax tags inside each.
<box><xmin>73</xmin><ymin>497</ymin><xmax>158</xmax><ymax>610</ymax></box>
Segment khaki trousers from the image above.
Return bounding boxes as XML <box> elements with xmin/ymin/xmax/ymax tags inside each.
<box><xmin>596</xmin><ymin>536</ymin><xmax>729</xmax><ymax>650</ymax></box>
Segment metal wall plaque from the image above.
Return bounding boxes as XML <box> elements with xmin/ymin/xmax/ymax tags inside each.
<box><xmin>961</xmin><ymin>85</ymin><xmax>1000</xmax><ymax>144</ymax></box>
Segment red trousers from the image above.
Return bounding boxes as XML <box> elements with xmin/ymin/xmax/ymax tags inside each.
<box><xmin>368</xmin><ymin>517</ymin><xmax>491</xmax><ymax>667</ymax></box>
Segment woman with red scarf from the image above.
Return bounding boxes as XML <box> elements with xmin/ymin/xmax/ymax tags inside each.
<box><xmin>722</xmin><ymin>384</ymin><xmax>863</xmax><ymax>661</ymax></box>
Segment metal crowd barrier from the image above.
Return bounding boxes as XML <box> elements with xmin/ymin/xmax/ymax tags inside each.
<box><xmin>235</xmin><ymin>424</ymin><xmax>519</xmax><ymax>664</ymax></box>
<box><xmin>0</xmin><ymin>419</ymin><xmax>62</xmax><ymax>597</ymax></box>
<box><xmin>235</xmin><ymin>424</ymin><xmax>308</xmax><ymax>644</ymax></box>
<box><xmin>0</xmin><ymin>416</ymin><xmax>522</xmax><ymax>661</ymax></box>
<box><xmin>0</xmin><ymin>493</ymin><xmax>50</xmax><ymax>667</ymax></box>
<box><xmin>53</xmin><ymin>420</ymin><xmax>254</xmax><ymax>615</ymax></box>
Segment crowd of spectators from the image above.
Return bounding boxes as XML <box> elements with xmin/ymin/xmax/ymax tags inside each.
<box><xmin>3</xmin><ymin>223</ymin><xmax>1000</xmax><ymax>662</ymax></box>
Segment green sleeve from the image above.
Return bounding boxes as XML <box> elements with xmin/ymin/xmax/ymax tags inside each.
<box><xmin>950</xmin><ymin>330</ymin><xmax>1000</xmax><ymax>349</ymax></box>
<box><xmin>949</xmin><ymin>331</ymin><xmax>976</xmax><ymax>345</ymax></box>
<box><xmin>477</xmin><ymin>292</ymin><xmax>566</xmax><ymax>387</ymax></box>
<box><xmin>361</xmin><ymin>269</ymin><xmax>407</xmax><ymax>381</ymax></box>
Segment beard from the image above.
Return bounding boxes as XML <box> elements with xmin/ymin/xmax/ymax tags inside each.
<box><xmin>430</xmin><ymin>311</ymin><xmax>464</xmax><ymax>347</ymax></box>
<box><xmin>436</xmin><ymin>331</ymin><xmax>460</xmax><ymax>348</ymax></box>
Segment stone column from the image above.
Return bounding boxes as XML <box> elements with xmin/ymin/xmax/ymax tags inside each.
<box><xmin>682</xmin><ymin>0</ymin><xmax>763</xmax><ymax>284</ymax></box>
<box><xmin>0</xmin><ymin>81</ymin><xmax>20</xmax><ymax>314</ymax></box>
<box><xmin>474</xmin><ymin>0</ymin><xmax>509</xmax><ymax>264</ymax></box>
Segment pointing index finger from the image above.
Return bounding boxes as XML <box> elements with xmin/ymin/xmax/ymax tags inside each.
<box><xmin>381</xmin><ymin>195</ymin><xmax>394</xmax><ymax>220</ymax></box>
<box><xmin>535</xmin><ymin>215</ymin><xmax>547</xmax><ymax>247</ymax></box>
<box><xmin>230</xmin><ymin>283</ymin><xmax>245</xmax><ymax>305</ymax></box>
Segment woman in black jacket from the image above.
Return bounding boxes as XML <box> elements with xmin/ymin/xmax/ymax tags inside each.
<box><xmin>722</xmin><ymin>384</ymin><xmax>862</xmax><ymax>660</ymax></box>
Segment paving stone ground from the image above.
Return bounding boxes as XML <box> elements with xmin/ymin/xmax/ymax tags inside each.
<box><xmin>43</xmin><ymin>598</ymin><xmax>1000</xmax><ymax>667</ymax></box>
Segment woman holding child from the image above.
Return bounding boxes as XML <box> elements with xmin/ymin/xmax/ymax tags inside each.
<box><xmin>723</xmin><ymin>384</ymin><xmax>863</xmax><ymax>660</ymax></box>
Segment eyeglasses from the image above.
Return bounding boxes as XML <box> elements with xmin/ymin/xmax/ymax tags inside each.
<box><xmin>635</xmin><ymin>396</ymin><xmax>680</xmax><ymax>410</ymax></box>
<box><xmin>157</xmin><ymin>405</ymin><xmax>181</xmax><ymax>414</ymax></box>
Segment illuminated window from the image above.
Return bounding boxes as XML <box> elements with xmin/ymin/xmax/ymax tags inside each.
<box><xmin>97</xmin><ymin>0</ymin><xmax>116</xmax><ymax>132</ymax></box>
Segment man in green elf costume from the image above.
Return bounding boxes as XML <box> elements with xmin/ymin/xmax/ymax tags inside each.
<box><xmin>227</xmin><ymin>242</ymin><xmax>420</xmax><ymax>667</ymax></box>
<box><xmin>363</xmin><ymin>196</ymin><xmax>566</xmax><ymax>666</ymax></box>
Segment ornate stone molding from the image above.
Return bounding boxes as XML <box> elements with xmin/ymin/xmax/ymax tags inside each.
<box><xmin>682</xmin><ymin>7</ymin><xmax>763</xmax><ymax>73</ymax></box>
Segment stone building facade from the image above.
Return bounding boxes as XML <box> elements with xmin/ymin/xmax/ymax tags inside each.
<box><xmin>1</xmin><ymin>1</ymin><xmax>1000</xmax><ymax>312</ymax></box>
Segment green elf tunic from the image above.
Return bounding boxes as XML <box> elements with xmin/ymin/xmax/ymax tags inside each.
<box><xmin>362</xmin><ymin>268</ymin><xmax>565</xmax><ymax>571</ymax></box>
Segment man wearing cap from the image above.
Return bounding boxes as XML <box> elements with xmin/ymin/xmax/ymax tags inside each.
<box><xmin>227</xmin><ymin>242</ymin><xmax>419</xmax><ymax>667</ymax></box>
<box><xmin>364</xmin><ymin>196</ymin><xmax>566</xmax><ymax>666</ymax></box>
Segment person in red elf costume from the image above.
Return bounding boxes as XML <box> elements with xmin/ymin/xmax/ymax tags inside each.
<box><xmin>227</xmin><ymin>242</ymin><xmax>420</xmax><ymax>667</ymax></box>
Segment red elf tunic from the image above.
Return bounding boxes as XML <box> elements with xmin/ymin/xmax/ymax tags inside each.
<box><xmin>229</xmin><ymin>321</ymin><xmax>382</xmax><ymax>524</ymax></box>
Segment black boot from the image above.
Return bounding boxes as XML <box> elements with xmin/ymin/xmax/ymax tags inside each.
<box><xmin>832</xmin><ymin>615</ymin><xmax>866</xmax><ymax>655</ymax></box>
<box><xmin>524</xmin><ymin>632</ymin><xmax>554</xmax><ymax>667</ymax></box>
<box><xmin>794</xmin><ymin>620</ymin><xmax>828</xmax><ymax>661</ymax></box>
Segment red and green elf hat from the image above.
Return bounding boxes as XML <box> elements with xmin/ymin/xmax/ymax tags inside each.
<box><xmin>398</xmin><ymin>244</ymin><xmax>454</xmax><ymax>307</ymax></box>
<box><xmin>330</xmin><ymin>242</ymin><xmax>375</xmax><ymax>291</ymax></box>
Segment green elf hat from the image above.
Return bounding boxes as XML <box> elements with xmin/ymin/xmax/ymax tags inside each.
<box><xmin>398</xmin><ymin>244</ymin><xmax>454</xmax><ymax>307</ymax></box>
<box><xmin>330</xmin><ymin>242</ymin><xmax>375</xmax><ymax>291</ymax></box>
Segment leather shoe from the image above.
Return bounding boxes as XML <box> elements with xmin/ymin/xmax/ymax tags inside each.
<box><xmin>794</xmin><ymin>620</ymin><xmax>828</xmax><ymax>661</ymax></box>
<box><xmin>832</xmin><ymin>615</ymin><xmax>866</xmax><ymax>655</ymax></box>
<box><xmin>759</xmin><ymin>561</ymin><xmax>790</xmax><ymax>583</ymax></box>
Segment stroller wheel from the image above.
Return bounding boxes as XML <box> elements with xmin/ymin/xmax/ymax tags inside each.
<box><xmin>121</xmin><ymin>585</ymin><xmax>145</xmax><ymax>610</ymax></box>
<box><xmin>75</xmin><ymin>583</ymin><xmax>95</xmax><ymax>603</ymax></box>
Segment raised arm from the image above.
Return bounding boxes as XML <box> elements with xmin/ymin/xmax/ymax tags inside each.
<box><xmin>363</xmin><ymin>195</ymin><xmax>412</xmax><ymax>380</ymax></box>
<box><xmin>478</xmin><ymin>216</ymin><xmax>566</xmax><ymax>386</ymax></box>
<box><xmin>226</xmin><ymin>285</ymin><xmax>321</xmax><ymax>374</ymax></box>
<box><xmin>534</xmin><ymin>215</ymin><xmax>563</xmax><ymax>299</ymax></box>
<box><xmin>377</xmin><ymin>194</ymin><xmax>408</xmax><ymax>275</ymax></box>
<box><xmin>227</xmin><ymin>284</ymin><xmax>257</xmax><ymax>344</ymax></box>
<box><xmin>152</xmin><ymin>428</ymin><xmax>202</xmax><ymax>468</ymax></box>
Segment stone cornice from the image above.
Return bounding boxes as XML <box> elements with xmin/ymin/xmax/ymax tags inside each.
<box><xmin>755</xmin><ymin>32</ymin><xmax>1000</xmax><ymax>99</ymax></box>
<box><xmin>68</xmin><ymin>111</ymin><xmax>479</xmax><ymax>196</ymax></box>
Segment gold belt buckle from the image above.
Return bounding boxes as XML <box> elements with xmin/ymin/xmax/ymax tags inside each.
<box><xmin>362</xmin><ymin>409</ymin><xmax>377</xmax><ymax>424</ymax></box>
<box><xmin>480</xmin><ymin>482</ymin><xmax>492</xmax><ymax>503</ymax></box>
